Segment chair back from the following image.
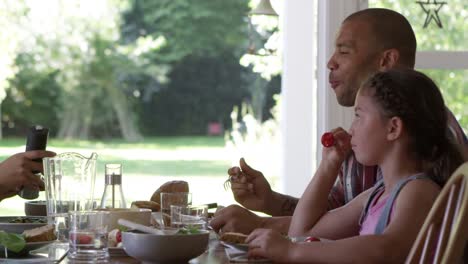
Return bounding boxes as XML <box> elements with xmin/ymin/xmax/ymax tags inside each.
<box><xmin>406</xmin><ymin>162</ymin><xmax>468</xmax><ymax>264</ymax></box>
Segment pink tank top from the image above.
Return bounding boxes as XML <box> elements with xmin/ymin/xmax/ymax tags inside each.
<box><xmin>359</xmin><ymin>188</ymin><xmax>391</xmax><ymax>235</ymax></box>
<box><xmin>359</xmin><ymin>174</ymin><xmax>428</xmax><ymax>235</ymax></box>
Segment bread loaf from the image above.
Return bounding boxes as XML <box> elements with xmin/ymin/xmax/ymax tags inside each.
<box><xmin>150</xmin><ymin>181</ymin><xmax>189</xmax><ymax>203</ymax></box>
<box><xmin>220</xmin><ymin>232</ymin><xmax>248</xmax><ymax>244</ymax></box>
<box><xmin>22</xmin><ymin>224</ymin><xmax>56</xmax><ymax>242</ymax></box>
<box><xmin>131</xmin><ymin>201</ymin><xmax>161</xmax><ymax>212</ymax></box>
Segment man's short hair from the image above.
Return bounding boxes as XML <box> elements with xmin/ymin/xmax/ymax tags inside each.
<box><xmin>344</xmin><ymin>8</ymin><xmax>417</xmax><ymax>68</ymax></box>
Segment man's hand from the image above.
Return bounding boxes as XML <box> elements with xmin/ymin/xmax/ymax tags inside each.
<box><xmin>0</xmin><ymin>150</ymin><xmax>56</xmax><ymax>201</ymax></box>
<box><xmin>228</xmin><ymin>158</ymin><xmax>273</xmax><ymax>213</ymax></box>
<box><xmin>209</xmin><ymin>205</ymin><xmax>265</xmax><ymax>234</ymax></box>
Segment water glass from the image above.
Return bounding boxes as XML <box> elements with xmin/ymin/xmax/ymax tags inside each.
<box><xmin>170</xmin><ymin>205</ymin><xmax>208</xmax><ymax>230</ymax></box>
<box><xmin>160</xmin><ymin>192</ymin><xmax>192</xmax><ymax>228</ymax></box>
<box><xmin>67</xmin><ymin>211</ymin><xmax>110</xmax><ymax>263</ymax></box>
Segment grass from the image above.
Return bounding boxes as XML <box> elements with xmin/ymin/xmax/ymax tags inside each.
<box><xmin>0</xmin><ymin>156</ymin><xmax>229</xmax><ymax>177</ymax></box>
<box><xmin>0</xmin><ymin>136</ymin><xmax>226</xmax><ymax>149</ymax></box>
<box><xmin>0</xmin><ymin>136</ymin><xmax>242</xmax><ymax>216</ymax></box>
<box><xmin>0</xmin><ymin>136</ymin><xmax>230</xmax><ymax>176</ymax></box>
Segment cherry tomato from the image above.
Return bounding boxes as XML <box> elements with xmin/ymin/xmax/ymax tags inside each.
<box><xmin>79</xmin><ymin>234</ymin><xmax>93</xmax><ymax>244</ymax></box>
<box><xmin>321</xmin><ymin>132</ymin><xmax>335</xmax><ymax>147</ymax></box>
<box><xmin>116</xmin><ymin>230</ymin><xmax>122</xmax><ymax>243</ymax></box>
<box><xmin>70</xmin><ymin>233</ymin><xmax>93</xmax><ymax>244</ymax></box>
<box><xmin>305</xmin><ymin>236</ymin><xmax>320</xmax><ymax>242</ymax></box>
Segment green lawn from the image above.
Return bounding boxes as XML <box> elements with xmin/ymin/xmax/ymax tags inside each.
<box><xmin>0</xmin><ymin>136</ymin><xmax>229</xmax><ymax>176</ymax></box>
<box><xmin>0</xmin><ymin>156</ymin><xmax>229</xmax><ymax>177</ymax></box>
<box><xmin>0</xmin><ymin>136</ymin><xmax>226</xmax><ymax>149</ymax></box>
<box><xmin>0</xmin><ymin>136</ymin><xmax>244</xmax><ymax>216</ymax></box>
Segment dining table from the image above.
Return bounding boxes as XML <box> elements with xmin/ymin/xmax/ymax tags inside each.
<box><xmin>58</xmin><ymin>232</ymin><xmax>233</xmax><ymax>264</ymax></box>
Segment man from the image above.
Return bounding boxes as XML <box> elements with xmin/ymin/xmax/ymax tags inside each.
<box><xmin>0</xmin><ymin>150</ymin><xmax>55</xmax><ymax>201</ymax></box>
<box><xmin>210</xmin><ymin>8</ymin><xmax>468</xmax><ymax>234</ymax></box>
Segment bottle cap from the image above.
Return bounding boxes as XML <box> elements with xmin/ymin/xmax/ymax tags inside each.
<box><xmin>104</xmin><ymin>164</ymin><xmax>122</xmax><ymax>185</ymax></box>
<box><xmin>105</xmin><ymin>173</ymin><xmax>122</xmax><ymax>185</ymax></box>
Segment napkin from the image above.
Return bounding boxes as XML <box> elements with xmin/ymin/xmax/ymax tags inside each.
<box><xmin>223</xmin><ymin>244</ymin><xmax>270</xmax><ymax>263</ymax></box>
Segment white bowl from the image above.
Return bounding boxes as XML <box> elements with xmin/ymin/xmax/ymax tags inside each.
<box><xmin>122</xmin><ymin>230</ymin><xmax>209</xmax><ymax>263</ymax></box>
<box><xmin>96</xmin><ymin>208</ymin><xmax>151</xmax><ymax>231</ymax></box>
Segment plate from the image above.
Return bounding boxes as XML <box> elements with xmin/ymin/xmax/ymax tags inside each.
<box><xmin>222</xmin><ymin>243</ymin><xmax>270</xmax><ymax>263</ymax></box>
<box><xmin>0</xmin><ymin>216</ymin><xmax>47</xmax><ymax>234</ymax></box>
<box><xmin>229</xmin><ymin>255</ymin><xmax>271</xmax><ymax>263</ymax></box>
<box><xmin>0</xmin><ymin>255</ymin><xmax>48</xmax><ymax>263</ymax></box>
<box><xmin>108</xmin><ymin>247</ymin><xmax>127</xmax><ymax>257</ymax></box>
<box><xmin>220</xmin><ymin>241</ymin><xmax>249</xmax><ymax>251</ymax></box>
<box><xmin>0</xmin><ymin>241</ymin><xmax>52</xmax><ymax>258</ymax></box>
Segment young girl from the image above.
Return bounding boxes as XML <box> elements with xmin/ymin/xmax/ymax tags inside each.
<box><xmin>245</xmin><ymin>69</ymin><xmax>464</xmax><ymax>263</ymax></box>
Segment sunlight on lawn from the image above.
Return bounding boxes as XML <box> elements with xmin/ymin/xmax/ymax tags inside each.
<box><xmin>0</xmin><ymin>138</ymin><xmax>280</xmax><ymax>216</ymax></box>
<box><xmin>0</xmin><ymin>175</ymin><xmax>239</xmax><ymax>216</ymax></box>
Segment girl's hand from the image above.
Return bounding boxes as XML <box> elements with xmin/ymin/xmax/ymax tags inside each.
<box><xmin>321</xmin><ymin>128</ymin><xmax>352</xmax><ymax>167</ymax></box>
<box><xmin>246</xmin><ymin>228</ymin><xmax>293</xmax><ymax>262</ymax></box>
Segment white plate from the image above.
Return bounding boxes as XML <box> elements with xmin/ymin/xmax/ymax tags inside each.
<box><xmin>0</xmin><ymin>255</ymin><xmax>48</xmax><ymax>263</ymax></box>
<box><xmin>0</xmin><ymin>216</ymin><xmax>47</xmax><ymax>234</ymax></box>
<box><xmin>0</xmin><ymin>241</ymin><xmax>52</xmax><ymax>258</ymax></box>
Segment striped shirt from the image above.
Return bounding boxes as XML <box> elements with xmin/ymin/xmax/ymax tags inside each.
<box><xmin>327</xmin><ymin>109</ymin><xmax>468</xmax><ymax>209</ymax></box>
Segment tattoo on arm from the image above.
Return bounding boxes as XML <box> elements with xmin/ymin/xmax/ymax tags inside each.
<box><xmin>280</xmin><ymin>196</ymin><xmax>299</xmax><ymax>216</ymax></box>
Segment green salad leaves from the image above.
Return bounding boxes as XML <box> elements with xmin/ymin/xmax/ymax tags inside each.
<box><xmin>176</xmin><ymin>225</ymin><xmax>201</xmax><ymax>235</ymax></box>
<box><xmin>0</xmin><ymin>231</ymin><xmax>26</xmax><ymax>253</ymax></box>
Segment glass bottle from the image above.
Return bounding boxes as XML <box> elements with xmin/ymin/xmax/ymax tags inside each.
<box><xmin>100</xmin><ymin>164</ymin><xmax>127</xmax><ymax>209</ymax></box>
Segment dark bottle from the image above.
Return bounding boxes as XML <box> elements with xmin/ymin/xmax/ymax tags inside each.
<box><xmin>19</xmin><ymin>125</ymin><xmax>49</xmax><ymax>199</ymax></box>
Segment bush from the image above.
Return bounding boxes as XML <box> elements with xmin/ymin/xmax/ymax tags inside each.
<box><xmin>141</xmin><ymin>53</ymin><xmax>250</xmax><ymax>135</ymax></box>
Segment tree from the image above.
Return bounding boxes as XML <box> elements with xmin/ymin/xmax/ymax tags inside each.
<box><xmin>121</xmin><ymin>0</ymin><xmax>250</xmax><ymax>62</ymax></box>
<box><xmin>0</xmin><ymin>0</ymin><xmax>28</xmax><ymax>138</ymax></box>
<box><xmin>3</xmin><ymin>0</ymin><xmax>164</xmax><ymax>140</ymax></box>
<box><xmin>121</xmin><ymin>0</ymin><xmax>256</xmax><ymax>135</ymax></box>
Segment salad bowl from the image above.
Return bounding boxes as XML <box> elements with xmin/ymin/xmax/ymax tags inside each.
<box><xmin>122</xmin><ymin>229</ymin><xmax>209</xmax><ymax>263</ymax></box>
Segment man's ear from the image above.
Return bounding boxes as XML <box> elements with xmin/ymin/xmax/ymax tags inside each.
<box><xmin>379</xmin><ymin>49</ymin><xmax>400</xmax><ymax>71</ymax></box>
<box><xmin>387</xmin><ymin>116</ymin><xmax>403</xmax><ymax>141</ymax></box>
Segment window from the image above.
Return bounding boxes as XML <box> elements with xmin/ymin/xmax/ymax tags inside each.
<box><xmin>369</xmin><ymin>0</ymin><xmax>468</xmax><ymax>133</ymax></box>
<box><xmin>1</xmin><ymin>0</ymin><xmax>284</xmax><ymax>215</ymax></box>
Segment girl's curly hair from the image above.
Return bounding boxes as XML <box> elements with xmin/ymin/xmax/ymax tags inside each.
<box><xmin>361</xmin><ymin>69</ymin><xmax>463</xmax><ymax>186</ymax></box>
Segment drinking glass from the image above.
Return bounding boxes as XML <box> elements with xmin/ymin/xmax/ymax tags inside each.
<box><xmin>160</xmin><ymin>192</ymin><xmax>192</xmax><ymax>228</ymax></box>
<box><xmin>67</xmin><ymin>211</ymin><xmax>110</xmax><ymax>263</ymax></box>
<box><xmin>170</xmin><ymin>205</ymin><xmax>208</xmax><ymax>230</ymax></box>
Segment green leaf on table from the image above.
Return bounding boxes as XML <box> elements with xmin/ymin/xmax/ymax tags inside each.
<box><xmin>0</xmin><ymin>231</ymin><xmax>26</xmax><ymax>253</ymax></box>
<box><xmin>177</xmin><ymin>225</ymin><xmax>201</xmax><ymax>235</ymax></box>
<box><xmin>117</xmin><ymin>225</ymin><xmax>128</xmax><ymax>232</ymax></box>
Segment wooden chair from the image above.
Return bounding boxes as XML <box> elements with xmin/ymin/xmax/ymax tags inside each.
<box><xmin>406</xmin><ymin>162</ymin><xmax>468</xmax><ymax>264</ymax></box>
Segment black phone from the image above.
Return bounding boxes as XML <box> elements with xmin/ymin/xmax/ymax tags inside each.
<box><xmin>18</xmin><ymin>125</ymin><xmax>49</xmax><ymax>199</ymax></box>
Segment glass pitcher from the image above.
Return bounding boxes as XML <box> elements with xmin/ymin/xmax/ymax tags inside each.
<box><xmin>43</xmin><ymin>152</ymin><xmax>98</xmax><ymax>241</ymax></box>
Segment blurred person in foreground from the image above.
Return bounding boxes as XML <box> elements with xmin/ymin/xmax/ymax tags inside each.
<box><xmin>210</xmin><ymin>8</ymin><xmax>468</xmax><ymax>235</ymax></box>
<box><xmin>0</xmin><ymin>150</ymin><xmax>55</xmax><ymax>201</ymax></box>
